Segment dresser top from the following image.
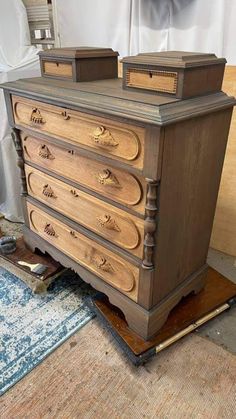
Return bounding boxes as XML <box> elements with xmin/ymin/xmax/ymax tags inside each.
<box><xmin>1</xmin><ymin>77</ymin><xmax>235</xmax><ymax>125</ymax></box>
<box><xmin>38</xmin><ymin>47</ymin><xmax>119</xmax><ymax>59</ymax></box>
<box><xmin>121</xmin><ymin>51</ymin><xmax>226</xmax><ymax>68</ymax></box>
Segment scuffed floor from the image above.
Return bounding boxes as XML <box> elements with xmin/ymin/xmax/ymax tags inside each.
<box><xmin>0</xmin><ymin>219</ymin><xmax>235</xmax><ymax>418</ymax></box>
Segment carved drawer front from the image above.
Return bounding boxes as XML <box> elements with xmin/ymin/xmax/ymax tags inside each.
<box><xmin>42</xmin><ymin>61</ymin><xmax>73</xmax><ymax>79</ymax></box>
<box><xmin>25</xmin><ymin>165</ymin><xmax>144</xmax><ymax>258</ymax></box>
<box><xmin>22</xmin><ymin>134</ymin><xmax>146</xmax><ymax>214</ymax></box>
<box><xmin>27</xmin><ymin>201</ymin><xmax>139</xmax><ymax>301</ymax></box>
<box><xmin>13</xmin><ymin>95</ymin><xmax>145</xmax><ymax>169</ymax></box>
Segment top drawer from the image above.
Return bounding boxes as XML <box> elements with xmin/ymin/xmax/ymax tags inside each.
<box><xmin>42</xmin><ymin>61</ymin><xmax>73</xmax><ymax>79</ymax></box>
<box><xmin>12</xmin><ymin>95</ymin><xmax>145</xmax><ymax>169</ymax></box>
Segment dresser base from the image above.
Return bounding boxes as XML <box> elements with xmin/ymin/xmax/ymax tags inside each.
<box><xmin>88</xmin><ymin>268</ymin><xmax>236</xmax><ymax>365</ymax></box>
<box><xmin>23</xmin><ymin>227</ymin><xmax>207</xmax><ymax>340</ymax></box>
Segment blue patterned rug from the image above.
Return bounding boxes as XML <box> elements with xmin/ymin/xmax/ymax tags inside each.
<box><xmin>0</xmin><ymin>267</ymin><xmax>94</xmax><ymax>395</ymax></box>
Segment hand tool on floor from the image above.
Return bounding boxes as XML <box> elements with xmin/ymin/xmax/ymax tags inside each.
<box><xmin>0</xmin><ymin>236</ymin><xmax>17</xmax><ymax>254</ymax></box>
<box><xmin>17</xmin><ymin>261</ymin><xmax>48</xmax><ymax>275</ymax></box>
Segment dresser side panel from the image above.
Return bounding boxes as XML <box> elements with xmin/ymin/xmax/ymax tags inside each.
<box><xmin>152</xmin><ymin>108</ymin><xmax>233</xmax><ymax>305</ymax></box>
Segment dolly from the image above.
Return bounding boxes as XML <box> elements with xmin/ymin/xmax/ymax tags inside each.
<box><xmin>87</xmin><ymin>268</ymin><xmax>236</xmax><ymax>366</ymax></box>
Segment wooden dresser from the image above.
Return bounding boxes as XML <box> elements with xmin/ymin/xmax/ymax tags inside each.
<box><xmin>1</xmin><ymin>53</ymin><xmax>235</xmax><ymax>340</ymax></box>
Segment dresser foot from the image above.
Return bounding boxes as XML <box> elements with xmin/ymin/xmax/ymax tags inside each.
<box><xmin>121</xmin><ymin>265</ymin><xmax>208</xmax><ymax>340</ymax></box>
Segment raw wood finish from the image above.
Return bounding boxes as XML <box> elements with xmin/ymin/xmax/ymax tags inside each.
<box><xmin>21</xmin><ymin>133</ymin><xmax>146</xmax><ymax>214</ymax></box>
<box><xmin>26</xmin><ymin>201</ymin><xmax>139</xmax><ymax>301</ymax></box>
<box><xmin>43</xmin><ymin>61</ymin><xmax>73</xmax><ymax>78</ymax></box>
<box><xmin>25</xmin><ymin>164</ymin><xmax>144</xmax><ymax>257</ymax></box>
<box><xmin>12</xmin><ymin>95</ymin><xmax>145</xmax><ymax>168</ymax></box>
<box><xmin>153</xmin><ymin>109</ymin><xmax>233</xmax><ymax>305</ymax></box>
<box><xmin>126</xmin><ymin>68</ymin><xmax>178</xmax><ymax>94</ymax></box>
<box><xmin>211</xmin><ymin>66</ymin><xmax>236</xmax><ymax>256</ymax></box>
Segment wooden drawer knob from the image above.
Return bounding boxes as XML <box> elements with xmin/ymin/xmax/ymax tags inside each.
<box><xmin>92</xmin><ymin>255</ymin><xmax>114</xmax><ymax>273</ymax></box>
<box><xmin>44</xmin><ymin>223</ymin><xmax>57</xmax><ymax>237</ymax></box>
<box><xmin>92</xmin><ymin>126</ymin><xmax>118</xmax><ymax>148</ymax></box>
<box><xmin>30</xmin><ymin>107</ymin><xmax>45</xmax><ymax>124</ymax></box>
<box><xmin>96</xmin><ymin>169</ymin><xmax>121</xmax><ymax>188</ymax></box>
<box><xmin>97</xmin><ymin>214</ymin><xmax>121</xmax><ymax>232</ymax></box>
<box><xmin>70</xmin><ymin>189</ymin><xmax>79</xmax><ymax>197</ymax></box>
<box><xmin>42</xmin><ymin>184</ymin><xmax>57</xmax><ymax>198</ymax></box>
<box><xmin>61</xmin><ymin>110</ymin><xmax>70</xmax><ymax>120</ymax></box>
<box><xmin>70</xmin><ymin>230</ymin><xmax>78</xmax><ymax>238</ymax></box>
<box><xmin>38</xmin><ymin>144</ymin><xmax>55</xmax><ymax>160</ymax></box>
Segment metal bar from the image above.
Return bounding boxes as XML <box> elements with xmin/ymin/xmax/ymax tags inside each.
<box><xmin>155</xmin><ymin>303</ymin><xmax>230</xmax><ymax>354</ymax></box>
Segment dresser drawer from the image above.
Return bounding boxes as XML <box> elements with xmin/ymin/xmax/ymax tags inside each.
<box><xmin>42</xmin><ymin>61</ymin><xmax>73</xmax><ymax>79</ymax></box>
<box><xmin>12</xmin><ymin>95</ymin><xmax>145</xmax><ymax>169</ymax></box>
<box><xmin>22</xmin><ymin>133</ymin><xmax>146</xmax><ymax>214</ymax></box>
<box><xmin>25</xmin><ymin>165</ymin><xmax>144</xmax><ymax>258</ymax></box>
<box><xmin>27</xmin><ymin>201</ymin><xmax>139</xmax><ymax>301</ymax></box>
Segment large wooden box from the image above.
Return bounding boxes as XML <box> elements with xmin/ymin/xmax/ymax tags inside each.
<box><xmin>121</xmin><ymin>51</ymin><xmax>226</xmax><ymax>98</ymax></box>
<box><xmin>39</xmin><ymin>47</ymin><xmax>119</xmax><ymax>82</ymax></box>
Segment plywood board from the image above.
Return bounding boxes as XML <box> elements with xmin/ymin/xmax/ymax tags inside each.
<box><xmin>211</xmin><ymin>66</ymin><xmax>236</xmax><ymax>256</ymax></box>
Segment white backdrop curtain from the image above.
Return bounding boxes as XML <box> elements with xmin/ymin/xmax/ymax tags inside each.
<box><xmin>56</xmin><ymin>0</ymin><xmax>236</xmax><ymax>64</ymax></box>
<box><xmin>0</xmin><ymin>0</ymin><xmax>40</xmax><ymax>221</ymax></box>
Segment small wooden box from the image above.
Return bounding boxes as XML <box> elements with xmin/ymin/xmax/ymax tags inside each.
<box><xmin>121</xmin><ymin>51</ymin><xmax>226</xmax><ymax>98</ymax></box>
<box><xmin>39</xmin><ymin>47</ymin><xmax>119</xmax><ymax>82</ymax></box>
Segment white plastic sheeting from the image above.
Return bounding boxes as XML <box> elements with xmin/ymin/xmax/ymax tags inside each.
<box><xmin>0</xmin><ymin>0</ymin><xmax>40</xmax><ymax>221</ymax></box>
<box><xmin>56</xmin><ymin>0</ymin><xmax>236</xmax><ymax>64</ymax></box>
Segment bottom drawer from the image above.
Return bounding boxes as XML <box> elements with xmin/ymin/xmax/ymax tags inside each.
<box><xmin>27</xmin><ymin>201</ymin><xmax>139</xmax><ymax>301</ymax></box>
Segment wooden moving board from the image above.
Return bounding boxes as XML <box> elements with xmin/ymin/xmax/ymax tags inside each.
<box><xmin>87</xmin><ymin>268</ymin><xmax>236</xmax><ymax>365</ymax></box>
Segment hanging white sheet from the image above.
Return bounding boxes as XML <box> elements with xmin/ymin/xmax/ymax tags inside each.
<box><xmin>56</xmin><ymin>0</ymin><xmax>236</xmax><ymax>63</ymax></box>
<box><xmin>0</xmin><ymin>0</ymin><xmax>40</xmax><ymax>221</ymax></box>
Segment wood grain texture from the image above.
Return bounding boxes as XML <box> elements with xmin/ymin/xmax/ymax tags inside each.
<box><xmin>22</xmin><ymin>133</ymin><xmax>146</xmax><ymax>214</ymax></box>
<box><xmin>211</xmin><ymin>66</ymin><xmax>236</xmax><ymax>256</ymax></box>
<box><xmin>153</xmin><ymin>109</ymin><xmax>233</xmax><ymax>305</ymax></box>
<box><xmin>27</xmin><ymin>201</ymin><xmax>140</xmax><ymax>301</ymax></box>
<box><xmin>43</xmin><ymin>61</ymin><xmax>73</xmax><ymax>78</ymax></box>
<box><xmin>25</xmin><ymin>164</ymin><xmax>144</xmax><ymax>258</ymax></box>
<box><xmin>12</xmin><ymin>95</ymin><xmax>145</xmax><ymax>169</ymax></box>
<box><xmin>126</xmin><ymin>68</ymin><xmax>178</xmax><ymax>93</ymax></box>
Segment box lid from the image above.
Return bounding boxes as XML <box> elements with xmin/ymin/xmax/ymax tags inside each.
<box><xmin>38</xmin><ymin>47</ymin><xmax>119</xmax><ymax>59</ymax></box>
<box><xmin>121</xmin><ymin>51</ymin><xmax>226</xmax><ymax>68</ymax></box>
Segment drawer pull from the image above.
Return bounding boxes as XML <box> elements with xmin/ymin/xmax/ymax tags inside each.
<box><xmin>42</xmin><ymin>184</ymin><xmax>57</xmax><ymax>198</ymax></box>
<box><xmin>38</xmin><ymin>144</ymin><xmax>55</xmax><ymax>160</ymax></box>
<box><xmin>30</xmin><ymin>108</ymin><xmax>45</xmax><ymax>125</ymax></box>
<box><xmin>70</xmin><ymin>230</ymin><xmax>78</xmax><ymax>238</ymax></box>
<box><xmin>97</xmin><ymin>214</ymin><xmax>121</xmax><ymax>232</ymax></box>
<box><xmin>92</xmin><ymin>126</ymin><xmax>118</xmax><ymax>148</ymax></box>
<box><xmin>44</xmin><ymin>223</ymin><xmax>57</xmax><ymax>237</ymax></box>
<box><xmin>96</xmin><ymin>169</ymin><xmax>121</xmax><ymax>188</ymax></box>
<box><xmin>70</xmin><ymin>189</ymin><xmax>79</xmax><ymax>197</ymax></box>
<box><xmin>92</xmin><ymin>255</ymin><xmax>114</xmax><ymax>273</ymax></box>
<box><xmin>61</xmin><ymin>110</ymin><xmax>70</xmax><ymax>120</ymax></box>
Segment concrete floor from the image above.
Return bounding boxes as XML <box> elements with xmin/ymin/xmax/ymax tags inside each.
<box><xmin>199</xmin><ymin>248</ymin><xmax>236</xmax><ymax>354</ymax></box>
